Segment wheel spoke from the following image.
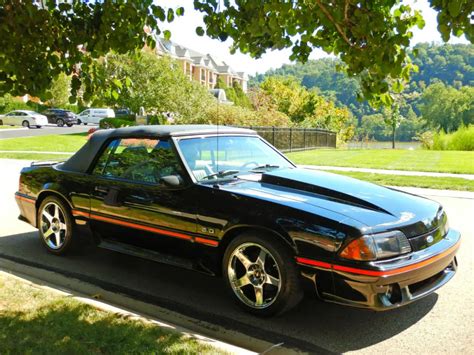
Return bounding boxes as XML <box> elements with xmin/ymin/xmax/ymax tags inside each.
<box><xmin>43</xmin><ymin>228</ymin><xmax>53</xmax><ymax>239</ymax></box>
<box><xmin>254</xmin><ymin>286</ymin><xmax>263</xmax><ymax>306</ymax></box>
<box><xmin>256</xmin><ymin>248</ymin><xmax>267</xmax><ymax>268</ymax></box>
<box><xmin>265</xmin><ymin>274</ymin><xmax>280</xmax><ymax>287</ymax></box>
<box><xmin>54</xmin><ymin>232</ymin><xmax>61</xmax><ymax>247</ymax></box>
<box><xmin>59</xmin><ymin>222</ymin><xmax>67</xmax><ymax>232</ymax></box>
<box><xmin>233</xmin><ymin>274</ymin><xmax>251</xmax><ymax>289</ymax></box>
<box><xmin>43</xmin><ymin>210</ymin><xmax>53</xmax><ymax>223</ymax></box>
<box><xmin>235</xmin><ymin>250</ymin><xmax>252</xmax><ymax>269</ymax></box>
<box><xmin>53</xmin><ymin>204</ymin><xmax>59</xmax><ymax>219</ymax></box>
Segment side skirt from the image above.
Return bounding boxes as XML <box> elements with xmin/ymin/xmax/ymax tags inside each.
<box><xmin>97</xmin><ymin>238</ymin><xmax>215</xmax><ymax>276</ymax></box>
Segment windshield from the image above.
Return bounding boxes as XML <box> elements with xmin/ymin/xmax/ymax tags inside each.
<box><xmin>177</xmin><ymin>135</ymin><xmax>293</xmax><ymax>181</ymax></box>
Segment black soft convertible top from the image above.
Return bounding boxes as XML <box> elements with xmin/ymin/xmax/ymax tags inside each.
<box><xmin>60</xmin><ymin>125</ymin><xmax>256</xmax><ymax>173</ymax></box>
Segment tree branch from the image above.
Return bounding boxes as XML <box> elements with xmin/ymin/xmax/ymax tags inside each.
<box><xmin>315</xmin><ymin>0</ymin><xmax>354</xmax><ymax>48</ymax></box>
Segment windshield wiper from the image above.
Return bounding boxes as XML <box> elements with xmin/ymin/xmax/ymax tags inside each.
<box><xmin>201</xmin><ymin>170</ymin><xmax>240</xmax><ymax>180</ymax></box>
<box><xmin>249</xmin><ymin>164</ymin><xmax>280</xmax><ymax>172</ymax></box>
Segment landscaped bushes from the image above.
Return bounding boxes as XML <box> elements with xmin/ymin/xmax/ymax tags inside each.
<box><xmin>99</xmin><ymin>118</ymin><xmax>136</xmax><ymax>129</ymax></box>
<box><xmin>421</xmin><ymin>125</ymin><xmax>474</xmax><ymax>151</ymax></box>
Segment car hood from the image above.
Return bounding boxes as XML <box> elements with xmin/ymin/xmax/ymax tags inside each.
<box><xmin>221</xmin><ymin>168</ymin><xmax>443</xmax><ymax>237</ymax></box>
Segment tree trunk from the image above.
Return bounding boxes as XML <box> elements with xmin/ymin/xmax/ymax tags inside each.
<box><xmin>392</xmin><ymin>125</ymin><xmax>396</xmax><ymax>149</ymax></box>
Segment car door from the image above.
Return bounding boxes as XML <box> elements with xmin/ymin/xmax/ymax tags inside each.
<box><xmin>89</xmin><ymin>137</ymin><xmax>198</xmax><ymax>257</ymax></box>
<box><xmin>92</xmin><ymin>110</ymin><xmax>104</xmax><ymax>124</ymax></box>
<box><xmin>2</xmin><ymin>112</ymin><xmax>14</xmax><ymax>125</ymax></box>
<box><xmin>43</xmin><ymin>109</ymin><xmax>54</xmax><ymax>124</ymax></box>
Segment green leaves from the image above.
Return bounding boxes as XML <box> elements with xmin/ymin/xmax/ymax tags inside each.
<box><xmin>0</xmin><ymin>1</ymin><xmax>178</xmax><ymax>101</ymax></box>
<box><xmin>196</xmin><ymin>26</ymin><xmax>205</xmax><ymax>36</ymax></box>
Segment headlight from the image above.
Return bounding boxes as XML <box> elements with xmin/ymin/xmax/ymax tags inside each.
<box><xmin>340</xmin><ymin>230</ymin><xmax>412</xmax><ymax>261</ymax></box>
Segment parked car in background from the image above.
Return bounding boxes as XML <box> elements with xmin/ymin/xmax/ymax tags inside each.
<box><xmin>42</xmin><ymin>108</ymin><xmax>78</xmax><ymax>127</ymax></box>
<box><xmin>0</xmin><ymin>110</ymin><xmax>48</xmax><ymax>128</ymax></box>
<box><xmin>77</xmin><ymin>108</ymin><xmax>115</xmax><ymax>125</ymax></box>
<box><xmin>15</xmin><ymin>125</ymin><xmax>460</xmax><ymax>316</ymax></box>
<box><xmin>114</xmin><ymin>108</ymin><xmax>132</xmax><ymax>118</ymax></box>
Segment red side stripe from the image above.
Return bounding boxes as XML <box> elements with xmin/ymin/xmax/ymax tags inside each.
<box><xmin>72</xmin><ymin>210</ymin><xmax>89</xmax><ymax>218</ymax></box>
<box><xmin>71</xmin><ymin>210</ymin><xmax>219</xmax><ymax>247</ymax></box>
<box><xmin>15</xmin><ymin>195</ymin><xmax>36</xmax><ymax>204</ymax></box>
<box><xmin>89</xmin><ymin>213</ymin><xmax>192</xmax><ymax>241</ymax></box>
<box><xmin>195</xmin><ymin>237</ymin><xmax>219</xmax><ymax>247</ymax></box>
<box><xmin>296</xmin><ymin>240</ymin><xmax>459</xmax><ymax>277</ymax></box>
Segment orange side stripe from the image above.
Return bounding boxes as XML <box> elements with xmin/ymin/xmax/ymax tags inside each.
<box><xmin>72</xmin><ymin>210</ymin><xmax>89</xmax><ymax>218</ymax></box>
<box><xmin>15</xmin><ymin>195</ymin><xmax>36</xmax><ymax>203</ymax></box>
<box><xmin>195</xmin><ymin>237</ymin><xmax>219</xmax><ymax>247</ymax></box>
<box><xmin>71</xmin><ymin>210</ymin><xmax>219</xmax><ymax>247</ymax></box>
<box><xmin>296</xmin><ymin>240</ymin><xmax>460</xmax><ymax>277</ymax></box>
<box><xmin>89</xmin><ymin>213</ymin><xmax>192</xmax><ymax>241</ymax></box>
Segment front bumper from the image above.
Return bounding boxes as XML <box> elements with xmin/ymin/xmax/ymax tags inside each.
<box><xmin>297</xmin><ymin>228</ymin><xmax>460</xmax><ymax>310</ymax></box>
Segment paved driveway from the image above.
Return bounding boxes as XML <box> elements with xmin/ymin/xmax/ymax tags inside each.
<box><xmin>0</xmin><ymin>159</ymin><xmax>472</xmax><ymax>354</ymax></box>
<box><xmin>0</xmin><ymin>124</ymin><xmax>93</xmax><ymax>139</ymax></box>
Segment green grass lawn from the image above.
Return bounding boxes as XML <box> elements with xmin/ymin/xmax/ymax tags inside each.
<box><xmin>328</xmin><ymin>170</ymin><xmax>474</xmax><ymax>192</ymax></box>
<box><xmin>0</xmin><ymin>125</ymin><xmax>21</xmax><ymax>129</ymax></box>
<box><xmin>0</xmin><ymin>272</ymin><xmax>224</xmax><ymax>354</ymax></box>
<box><xmin>0</xmin><ymin>152</ymin><xmax>72</xmax><ymax>160</ymax></box>
<box><xmin>0</xmin><ymin>133</ymin><xmax>87</xmax><ymax>152</ymax></box>
<box><xmin>287</xmin><ymin>149</ymin><xmax>474</xmax><ymax>174</ymax></box>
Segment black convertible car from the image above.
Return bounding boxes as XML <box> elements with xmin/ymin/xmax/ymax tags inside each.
<box><xmin>15</xmin><ymin>125</ymin><xmax>460</xmax><ymax>316</ymax></box>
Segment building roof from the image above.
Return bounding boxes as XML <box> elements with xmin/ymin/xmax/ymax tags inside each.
<box><xmin>154</xmin><ymin>37</ymin><xmax>246</xmax><ymax>80</ymax></box>
<box><xmin>60</xmin><ymin>125</ymin><xmax>256</xmax><ymax>173</ymax></box>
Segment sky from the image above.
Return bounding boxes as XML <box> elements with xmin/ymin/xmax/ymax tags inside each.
<box><xmin>163</xmin><ymin>0</ymin><xmax>469</xmax><ymax>76</ymax></box>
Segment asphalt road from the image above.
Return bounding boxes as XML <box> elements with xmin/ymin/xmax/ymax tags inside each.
<box><xmin>0</xmin><ymin>124</ymin><xmax>93</xmax><ymax>139</ymax></box>
<box><xmin>1</xmin><ymin>159</ymin><xmax>473</xmax><ymax>354</ymax></box>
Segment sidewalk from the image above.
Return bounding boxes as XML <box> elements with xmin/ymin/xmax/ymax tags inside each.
<box><xmin>300</xmin><ymin>165</ymin><xmax>474</xmax><ymax>180</ymax></box>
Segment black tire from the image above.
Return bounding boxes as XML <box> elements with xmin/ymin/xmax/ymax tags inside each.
<box><xmin>37</xmin><ymin>196</ymin><xmax>77</xmax><ymax>255</ymax></box>
<box><xmin>77</xmin><ymin>119</ymin><xmax>82</xmax><ymax>125</ymax></box>
<box><xmin>0</xmin><ymin>119</ymin><xmax>3</xmax><ymax>125</ymax></box>
<box><xmin>222</xmin><ymin>232</ymin><xmax>303</xmax><ymax>316</ymax></box>
<box><xmin>22</xmin><ymin>120</ymin><xmax>30</xmax><ymax>128</ymax></box>
<box><xmin>83</xmin><ymin>122</ymin><xmax>88</xmax><ymax>125</ymax></box>
<box><xmin>66</xmin><ymin>123</ymin><xmax>73</xmax><ymax>127</ymax></box>
<box><xmin>57</xmin><ymin>118</ymin><xmax>64</xmax><ymax>127</ymax></box>
<box><xmin>36</xmin><ymin>126</ymin><xmax>42</xmax><ymax>128</ymax></box>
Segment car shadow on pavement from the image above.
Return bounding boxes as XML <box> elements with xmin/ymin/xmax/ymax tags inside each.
<box><xmin>0</xmin><ymin>231</ymin><xmax>437</xmax><ymax>354</ymax></box>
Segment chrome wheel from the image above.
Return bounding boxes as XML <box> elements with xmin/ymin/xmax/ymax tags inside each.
<box><xmin>227</xmin><ymin>242</ymin><xmax>282</xmax><ymax>309</ymax></box>
<box><xmin>40</xmin><ymin>202</ymin><xmax>67</xmax><ymax>250</ymax></box>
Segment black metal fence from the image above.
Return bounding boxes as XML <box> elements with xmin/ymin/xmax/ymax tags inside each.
<box><xmin>237</xmin><ymin>126</ymin><xmax>336</xmax><ymax>152</ymax></box>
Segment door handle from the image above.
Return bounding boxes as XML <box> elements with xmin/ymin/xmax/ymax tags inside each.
<box><xmin>94</xmin><ymin>186</ymin><xmax>109</xmax><ymax>194</ymax></box>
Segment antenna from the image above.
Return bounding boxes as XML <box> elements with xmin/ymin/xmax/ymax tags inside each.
<box><xmin>216</xmin><ymin>0</ymin><xmax>222</xmax><ymax>174</ymax></box>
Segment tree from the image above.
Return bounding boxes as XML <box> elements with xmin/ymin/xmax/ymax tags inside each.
<box><xmin>419</xmin><ymin>82</ymin><xmax>474</xmax><ymax>132</ymax></box>
<box><xmin>195</xmin><ymin>0</ymin><xmax>473</xmax><ymax>106</ymax></box>
<box><xmin>94</xmin><ymin>52</ymin><xmax>215</xmax><ymax>121</ymax></box>
<box><xmin>383</xmin><ymin>104</ymin><xmax>402</xmax><ymax>149</ymax></box>
<box><xmin>1</xmin><ymin>1</ymin><xmax>473</xmax><ymax>104</ymax></box>
<box><xmin>46</xmin><ymin>73</ymin><xmax>70</xmax><ymax>108</ymax></box>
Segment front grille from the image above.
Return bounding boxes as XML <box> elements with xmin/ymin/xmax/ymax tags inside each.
<box><xmin>409</xmin><ymin>225</ymin><xmax>445</xmax><ymax>251</ymax></box>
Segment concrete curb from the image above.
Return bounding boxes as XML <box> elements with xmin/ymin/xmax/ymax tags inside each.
<box><xmin>0</xmin><ymin>257</ymin><xmax>304</xmax><ymax>355</ymax></box>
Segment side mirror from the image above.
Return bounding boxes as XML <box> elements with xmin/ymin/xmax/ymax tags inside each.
<box><xmin>160</xmin><ymin>175</ymin><xmax>183</xmax><ymax>187</ymax></box>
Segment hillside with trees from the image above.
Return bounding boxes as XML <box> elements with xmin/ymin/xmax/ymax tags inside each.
<box><xmin>250</xmin><ymin>43</ymin><xmax>473</xmax><ymax>142</ymax></box>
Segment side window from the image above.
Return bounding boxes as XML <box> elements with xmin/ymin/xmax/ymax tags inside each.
<box><xmin>92</xmin><ymin>138</ymin><xmax>184</xmax><ymax>184</ymax></box>
<box><xmin>81</xmin><ymin>110</ymin><xmax>89</xmax><ymax>116</ymax></box>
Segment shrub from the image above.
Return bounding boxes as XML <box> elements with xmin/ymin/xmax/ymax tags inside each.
<box><xmin>424</xmin><ymin>125</ymin><xmax>474</xmax><ymax>151</ymax></box>
<box><xmin>99</xmin><ymin>118</ymin><xmax>136</xmax><ymax>129</ymax></box>
<box><xmin>446</xmin><ymin>125</ymin><xmax>474</xmax><ymax>151</ymax></box>
<box><xmin>416</xmin><ymin>131</ymin><xmax>434</xmax><ymax>149</ymax></box>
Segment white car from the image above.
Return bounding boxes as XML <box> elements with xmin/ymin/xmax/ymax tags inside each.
<box><xmin>0</xmin><ymin>110</ymin><xmax>48</xmax><ymax>128</ymax></box>
<box><xmin>76</xmin><ymin>108</ymin><xmax>115</xmax><ymax>125</ymax></box>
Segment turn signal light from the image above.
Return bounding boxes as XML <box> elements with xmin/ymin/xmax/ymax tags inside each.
<box><xmin>340</xmin><ymin>236</ymin><xmax>377</xmax><ymax>261</ymax></box>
